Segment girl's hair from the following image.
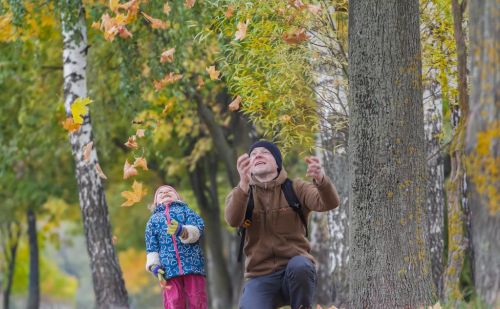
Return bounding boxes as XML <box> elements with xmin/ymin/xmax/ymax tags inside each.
<box><xmin>148</xmin><ymin>185</ymin><xmax>182</xmax><ymax>212</ymax></box>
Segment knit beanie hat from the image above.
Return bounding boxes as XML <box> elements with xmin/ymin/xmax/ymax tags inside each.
<box><xmin>248</xmin><ymin>140</ymin><xmax>282</xmax><ymax>172</ymax></box>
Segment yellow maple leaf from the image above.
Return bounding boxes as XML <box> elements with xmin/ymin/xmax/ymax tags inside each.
<box><xmin>121</xmin><ymin>181</ymin><xmax>147</xmax><ymax>207</ymax></box>
<box><xmin>206</xmin><ymin>65</ymin><xmax>220</xmax><ymax>80</ymax></box>
<box><xmin>124</xmin><ymin>135</ymin><xmax>139</xmax><ymax>149</ymax></box>
<box><xmin>71</xmin><ymin>97</ymin><xmax>93</xmax><ymax>124</ymax></box>
<box><xmin>160</xmin><ymin>48</ymin><xmax>175</xmax><ymax>63</ymax></box>
<box><xmin>235</xmin><ymin>20</ymin><xmax>248</xmax><ymax>41</ymax></box>
<box><xmin>62</xmin><ymin>118</ymin><xmax>81</xmax><ymax>133</ymax></box>
<box><xmin>133</xmin><ymin>157</ymin><xmax>148</xmax><ymax>171</ymax></box>
<box><xmin>141</xmin><ymin>12</ymin><xmax>168</xmax><ymax>30</ymax></box>
<box><xmin>229</xmin><ymin>96</ymin><xmax>242</xmax><ymax>112</ymax></box>
<box><xmin>163</xmin><ymin>2</ymin><xmax>172</xmax><ymax>15</ymax></box>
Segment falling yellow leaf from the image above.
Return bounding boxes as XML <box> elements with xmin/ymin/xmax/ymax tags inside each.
<box><xmin>184</xmin><ymin>0</ymin><xmax>196</xmax><ymax>8</ymax></box>
<box><xmin>141</xmin><ymin>12</ymin><xmax>168</xmax><ymax>30</ymax></box>
<box><xmin>235</xmin><ymin>20</ymin><xmax>248</xmax><ymax>41</ymax></box>
<box><xmin>163</xmin><ymin>2</ymin><xmax>172</xmax><ymax>15</ymax></box>
<box><xmin>136</xmin><ymin>129</ymin><xmax>145</xmax><ymax>138</ymax></box>
<box><xmin>62</xmin><ymin>118</ymin><xmax>81</xmax><ymax>133</ymax></box>
<box><xmin>229</xmin><ymin>96</ymin><xmax>241</xmax><ymax>112</ymax></box>
<box><xmin>124</xmin><ymin>135</ymin><xmax>139</xmax><ymax>149</ymax></box>
<box><xmin>117</xmin><ymin>0</ymin><xmax>138</xmax><ymax>11</ymax></box>
<box><xmin>133</xmin><ymin>157</ymin><xmax>148</xmax><ymax>171</ymax></box>
<box><xmin>206</xmin><ymin>65</ymin><xmax>220</xmax><ymax>80</ymax></box>
<box><xmin>160</xmin><ymin>48</ymin><xmax>175</xmax><ymax>63</ymax></box>
<box><xmin>283</xmin><ymin>28</ymin><xmax>309</xmax><ymax>44</ymax></box>
<box><xmin>95</xmin><ymin>163</ymin><xmax>108</xmax><ymax>179</ymax></box>
<box><xmin>224</xmin><ymin>5</ymin><xmax>234</xmax><ymax>18</ymax></box>
<box><xmin>83</xmin><ymin>142</ymin><xmax>93</xmax><ymax>162</ymax></box>
<box><xmin>121</xmin><ymin>180</ymin><xmax>147</xmax><ymax>207</ymax></box>
<box><xmin>71</xmin><ymin>97</ymin><xmax>93</xmax><ymax>124</ymax></box>
<box><xmin>123</xmin><ymin>159</ymin><xmax>138</xmax><ymax>179</ymax></box>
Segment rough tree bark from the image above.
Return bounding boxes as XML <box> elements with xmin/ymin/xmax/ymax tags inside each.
<box><xmin>466</xmin><ymin>0</ymin><xmax>500</xmax><ymax>306</ymax></box>
<box><xmin>1</xmin><ymin>221</ymin><xmax>21</xmax><ymax>309</ymax></box>
<box><xmin>348</xmin><ymin>1</ymin><xmax>434</xmax><ymax>307</ymax></box>
<box><xmin>444</xmin><ymin>0</ymin><xmax>471</xmax><ymax>302</ymax></box>
<box><xmin>26</xmin><ymin>208</ymin><xmax>39</xmax><ymax>309</ymax></box>
<box><xmin>60</xmin><ymin>2</ymin><xmax>128</xmax><ymax>308</ymax></box>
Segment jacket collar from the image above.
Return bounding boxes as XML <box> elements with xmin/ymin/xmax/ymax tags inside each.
<box><xmin>250</xmin><ymin>168</ymin><xmax>288</xmax><ymax>189</ymax></box>
<box><xmin>153</xmin><ymin>200</ymin><xmax>186</xmax><ymax>214</ymax></box>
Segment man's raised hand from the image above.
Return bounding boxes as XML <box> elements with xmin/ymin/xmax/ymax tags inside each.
<box><xmin>237</xmin><ymin>153</ymin><xmax>251</xmax><ymax>192</ymax></box>
<box><xmin>305</xmin><ymin>156</ymin><xmax>324</xmax><ymax>183</ymax></box>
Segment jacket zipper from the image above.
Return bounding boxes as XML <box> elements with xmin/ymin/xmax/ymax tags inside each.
<box><xmin>165</xmin><ymin>205</ymin><xmax>184</xmax><ymax>275</ymax></box>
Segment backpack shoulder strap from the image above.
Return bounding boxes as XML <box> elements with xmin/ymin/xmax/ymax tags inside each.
<box><xmin>281</xmin><ymin>179</ymin><xmax>308</xmax><ymax>237</ymax></box>
<box><xmin>237</xmin><ymin>187</ymin><xmax>254</xmax><ymax>262</ymax></box>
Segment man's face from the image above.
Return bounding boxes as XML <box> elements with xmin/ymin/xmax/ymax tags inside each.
<box><xmin>156</xmin><ymin>187</ymin><xmax>179</xmax><ymax>204</ymax></box>
<box><xmin>249</xmin><ymin>147</ymin><xmax>278</xmax><ymax>177</ymax></box>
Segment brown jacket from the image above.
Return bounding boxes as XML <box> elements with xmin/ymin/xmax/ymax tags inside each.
<box><xmin>224</xmin><ymin>168</ymin><xmax>340</xmax><ymax>278</ymax></box>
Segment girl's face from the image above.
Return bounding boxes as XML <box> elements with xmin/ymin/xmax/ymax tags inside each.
<box><xmin>156</xmin><ymin>187</ymin><xmax>179</xmax><ymax>204</ymax></box>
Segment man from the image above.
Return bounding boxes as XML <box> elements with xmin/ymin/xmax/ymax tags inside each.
<box><xmin>225</xmin><ymin>140</ymin><xmax>340</xmax><ymax>309</ymax></box>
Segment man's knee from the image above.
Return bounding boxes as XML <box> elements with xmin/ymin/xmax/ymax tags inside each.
<box><xmin>286</xmin><ymin>256</ymin><xmax>315</xmax><ymax>280</ymax></box>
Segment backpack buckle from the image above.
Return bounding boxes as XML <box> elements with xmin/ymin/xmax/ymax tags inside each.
<box><xmin>242</xmin><ymin>219</ymin><xmax>252</xmax><ymax>228</ymax></box>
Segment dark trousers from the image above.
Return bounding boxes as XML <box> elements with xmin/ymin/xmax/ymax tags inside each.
<box><xmin>239</xmin><ymin>256</ymin><xmax>317</xmax><ymax>309</ymax></box>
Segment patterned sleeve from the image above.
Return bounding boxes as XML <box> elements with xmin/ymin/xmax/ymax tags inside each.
<box><xmin>145</xmin><ymin>216</ymin><xmax>159</xmax><ymax>253</ymax></box>
<box><xmin>184</xmin><ymin>207</ymin><xmax>205</xmax><ymax>236</ymax></box>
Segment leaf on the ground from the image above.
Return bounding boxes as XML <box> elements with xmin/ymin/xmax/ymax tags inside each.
<box><xmin>121</xmin><ymin>180</ymin><xmax>147</xmax><ymax>207</ymax></box>
<box><xmin>95</xmin><ymin>163</ymin><xmax>108</xmax><ymax>179</ymax></box>
<box><xmin>83</xmin><ymin>142</ymin><xmax>93</xmax><ymax>161</ymax></box>
<box><xmin>235</xmin><ymin>20</ymin><xmax>248</xmax><ymax>41</ymax></box>
<box><xmin>160</xmin><ymin>48</ymin><xmax>175</xmax><ymax>63</ymax></box>
<box><xmin>124</xmin><ymin>135</ymin><xmax>139</xmax><ymax>149</ymax></box>
<box><xmin>229</xmin><ymin>96</ymin><xmax>241</xmax><ymax>112</ymax></box>
<box><xmin>62</xmin><ymin>118</ymin><xmax>81</xmax><ymax>133</ymax></box>
<box><xmin>71</xmin><ymin>97</ymin><xmax>93</xmax><ymax>124</ymax></box>
<box><xmin>141</xmin><ymin>12</ymin><xmax>168</xmax><ymax>30</ymax></box>
<box><xmin>206</xmin><ymin>65</ymin><xmax>220</xmax><ymax>80</ymax></box>
<box><xmin>133</xmin><ymin>156</ymin><xmax>148</xmax><ymax>171</ymax></box>
<box><xmin>185</xmin><ymin>0</ymin><xmax>196</xmax><ymax>8</ymax></box>
<box><xmin>123</xmin><ymin>159</ymin><xmax>138</xmax><ymax>179</ymax></box>
<box><xmin>163</xmin><ymin>2</ymin><xmax>171</xmax><ymax>15</ymax></box>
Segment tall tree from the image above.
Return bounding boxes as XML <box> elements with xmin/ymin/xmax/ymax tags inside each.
<box><xmin>26</xmin><ymin>208</ymin><xmax>39</xmax><ymax>309</ymax></box>
<box><xmin>60</xmin><ymin>1</ymin><xmax>128</xmax><ymax>308</ymax></box>
<box><xmin>347</xmin><ymin>1</ymin><xmax>434</xmax><ymax>307</ymax></box>
<box><xmin>466</xmin><ymin>0</ymin><xmax>500</xmax><ymax>306</ymax></box>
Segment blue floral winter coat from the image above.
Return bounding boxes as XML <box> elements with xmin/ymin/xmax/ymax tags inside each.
<box><xmin>145</xmin><ymin>201</ymin><xmax>206</xmax><ymax>279</ymax></box>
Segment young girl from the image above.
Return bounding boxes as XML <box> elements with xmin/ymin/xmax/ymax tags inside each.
<box><xmin>145</xmin><ymin>185</ymin><xmax>208</xmax><ymax>309</ymax></box>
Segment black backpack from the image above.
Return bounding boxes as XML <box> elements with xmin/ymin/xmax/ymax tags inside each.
<box><xmin>237</xmin><ymin>178</ymin><xmax>308</xmax><ymax>262</ymax></box>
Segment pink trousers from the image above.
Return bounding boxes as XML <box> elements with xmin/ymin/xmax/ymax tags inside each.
<box><xmin>162</xmin><ymin>274</ymin><xmax>208</xmax><ymax>309</ymax></box>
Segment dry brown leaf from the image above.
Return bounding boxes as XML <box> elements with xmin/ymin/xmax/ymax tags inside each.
<box><xmin>95</xmin><ymin>163</ymin><xmax>108</xmax><ymax>179</ymax></box>
<box><xmin>133</xmin><ymin>156</ymin><xmax>148</xmax><ymax>171</ymax></box>
<box><xmin>206</xmin><ymin>65</ymin><xmax>220</xmax><ymax>80</ymax></box>
<box><xmin>141</xmin><ymin>12</ymin><xmax>168</xmax><ymax>30</ymax></box>
<box><xmin>229</xmin><ymin>96</ymin><xmax>242</xmax><ymax>112</ymax></box>
<box><xmin>235</xmin><ymin>20</ymin><xmax>248</xmax><ymax>41</ymax></box>
<box><xmin>62</xmin><ymin>118</ymin><xmax>81</xmax><ymax>133</ymax></box>
<box><xmin>124</xmin><ymin>135</ymin><xmax>139</xmax><ymax>149</ymax></box>
<box><xmin>123</xmin><ymin>159</ymin><xmax>138</xmax><ymax>179</ymax></box>
<box><xmin>163</xmin><ymin>2</ymin><xmax>172</xmax><ymax>15</ymax></box>
<box><xmin>224</xmin><ymin>5</ymin><xmax>234</xmax><ymax>18</ymax></box>
<box><xmin>283</xmin><ymin>28</ymin><xmax>309</xmax><ymax>44</ymax></box>
<box><xmin>184</xmin><ymin>0</ymin><xmax>196</xmax><ymax>8</ymax></box>
<box><xmin>83</xmin><ymin>142</ymin><xmax>93</xmax><ymax>162</ymax></box>
<box><xmin>196</xmin><ymin>76</ymin><xmax>205</xmax><ymax>89</ymax></box>
<box><xmin>136</xmin><ymin>129</ymin><xmax>145</xmax><ymax>138</ymax></box>
<box><xmin>160</xmin><ymin>48</ymin><xmax>175</xmax><ymax>63</ymax></box>
<box><xmin>153</xmin><ymin>72</ymin><xmax>183</xmax><ymax>91</ymax></box>
<box><xmin>121</xmin><ymin>180</ymin><xmax>147</xmax><ymax>207</ymax></box>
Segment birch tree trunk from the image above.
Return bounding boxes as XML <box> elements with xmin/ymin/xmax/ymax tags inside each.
<box><xmin>348</xmin><ymin>1</ymin><xmax>433</xmax><ymax>307</ymax></box>
<box><xmin>61</xmin><ymin>2</ymin><xmax>128</xmax><ymax>308</ymax></box>
<box><xmin>466</xmin><ymin>0</ymin><xmax>500</xmax><ymax>306</ymax></box>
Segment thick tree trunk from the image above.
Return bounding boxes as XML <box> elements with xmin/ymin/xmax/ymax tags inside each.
<box><xmin>61</xmin><ymin>2</ymin><xmax>128</xmax><ymax>308</ymax></box>
<box><xmin>347</xmin><ymin>1</ymin><xmax>433</xmax><ymax>307</ymax></box>
<box><xmin>188</xmin><ymin>153</ymin><xmax>233</xmax><ymax>309</ymax></box>
<box><xmin>26</xmin><ymin>209</ymin><xmax>39</xmax><ymax>309</ymax></box>
<box><xmin>466</xmin><ymin>0</ymin><xmax>500</xmax><ymax>306</ymax></box>
<box><xmin>444</xmin><ymin>0</ymin><xmax>471</xmax><ymax>302</ymax></box>
<box><xmin>423</xmin><ymin>77</ymin><xmax>445</xmax><ymax>298</ymax></box>
<box><xmin>1</xmin><ymin>221</ymin><xmax>21</xmax><ymax>309</ymax></box>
